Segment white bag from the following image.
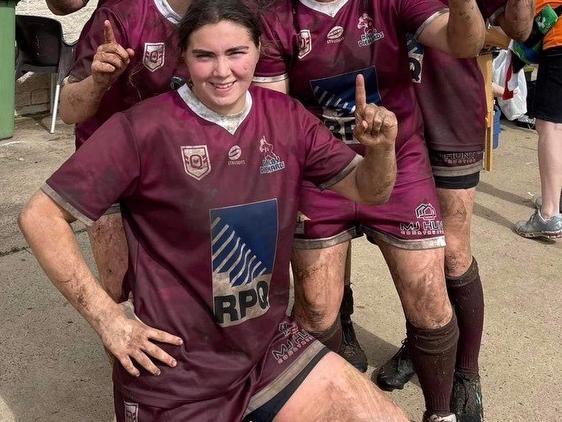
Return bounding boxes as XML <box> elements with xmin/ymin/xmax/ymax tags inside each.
<box><xmin>493</xmin><ymin>49</ymin><xmax>528</xmax><ymax>121</ymax></box>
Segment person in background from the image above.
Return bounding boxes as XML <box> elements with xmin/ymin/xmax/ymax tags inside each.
<box><xmin>254</xmin><ymin>0</ymin><xmax>485</xmax><ymax>420</ymax></box>
<box><xmin>58</xmin><ymin>0</ymin><xmax>190</xmax><ymax>302</ymax></box>
<box><xmin>516</xmin><ymin>0</ymin><xmax>562</xmax><ymax>239</ymax></box>
<box><xmin>375</xmin><ymin>3</ymin><xmax>534</xmax><ymax>422</ymax></box>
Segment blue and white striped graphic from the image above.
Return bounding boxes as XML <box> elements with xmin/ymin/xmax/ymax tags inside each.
<box><xmin>210</xmin><ymin>199</ymin><xmax>278</xmax><ymax>326</ymax></box>
<box><xmin>310</xmin><ymin>68</ymin><xmax>381</xmax><ymax>143</ymax></box>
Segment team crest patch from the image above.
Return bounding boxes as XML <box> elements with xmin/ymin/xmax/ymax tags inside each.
<box><xmin>327</xmin><ymin>26</ymin><xmax>344</xmax><ymax>43</ymax></box>
<box><xmin>143</xmin><ymin>42</ymin><xmax>165</xmax><ymax>72</ymax></box>
<box><xmin>259</xmin><ymin>136</ymin><xmax>285</xmax><ymax>174</ymax></box>
<box><xmin>124</xmin><ymin>401</ymin><xmax>139</xmax><ymax>422</ymax></box>
<box><xmin>181</xmin><ymin>145</ymin><xmax>211</xmax><ymax>180</ymax></box>
<box><xmin>357</xmin><ymin>13</ymin><xmax>384</xmax><ymax>47</ymax></box>
<box><xmin>210</xmin><ymin>199</ymin><xmax>278</xmax><ymax>327</ymax></box>
<box><xmin>407</xmin><ymin>34</ymin><xmax>424</xmax><ymax>84</ymax></box>
<box><xmin>298</xmin><ymin>30</ymin><xmax>312</xmax><ymax>59</ymax></box>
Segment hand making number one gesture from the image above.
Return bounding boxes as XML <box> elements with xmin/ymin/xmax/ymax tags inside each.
<box><xmin>353</xmin><ymin>74</ymin><xmax>398</xmax><ymax>149</ymax></box>
<box><xmin>91</xmin><ymin>20</ymin><xmax>135</xmax><ymax>90</ymax></box>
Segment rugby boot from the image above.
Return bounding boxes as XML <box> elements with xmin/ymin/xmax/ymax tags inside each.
<box><xmin>339</xmin><ymin>317</ymin><xmax>368</xmax><ymax>372</ymax></box>
<box><xmin>451</xmin><ymin>373</ymin><xmax>484</xmax><ymax>422</ymax></box>
<box><xmin>422</xmin><ymin>413</ymin><xmax>457</xmax><ymax>422</ymax></box>
<box><xmin>338</xmin><ymin>284</ymin><xmax>368</xmax><ymax>372</ymax></box>
<box><xmin>514</xmin><ymin>208</ymin><xmax>562</xmax><ymax>239</ymax></box>
<box><xmin>373</xmin><ymin>338</ymin><xmax>416</xmax><ymax>391</ymax></box>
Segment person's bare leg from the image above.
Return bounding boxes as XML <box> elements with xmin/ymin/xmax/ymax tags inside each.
<box><xmin>536</xmin><ymin>119</ymin><xmax>562</xmax><ymax>219</ymax></box>
<box><xmin>292</xmin><ymin>242</ymin><xmax>348</xmax><ymax>351</ymax></box>
<box><xmin>275</xmin><ymin>352</ymin><xmax>408</xmax><ymax>422</ymax></box>
<box><xmin>438</xmin><ymin>187</ymin><xmax>485</xmax><ymax>419</ymax></box>
<box><xmin>378</xmin><ymin>243</ymin><xmax>458</xmax><ymax>417</ymax></box>
<box><xmin>87</xmin><ymin>213</ymin><xmax>128</xmax><ymax>302</ymax></box>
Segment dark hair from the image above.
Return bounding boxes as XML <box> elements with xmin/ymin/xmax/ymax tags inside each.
<box><xmin>178</xmin><ymin>0</ymin><xmax>262</xmax><ymax>51</ymax></box>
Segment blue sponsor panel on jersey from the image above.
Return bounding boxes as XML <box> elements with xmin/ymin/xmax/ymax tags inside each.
<box><xmin>309</xmin><ymin>68</ymin><xmax>381</xmax><ymax>143</ymax></box>
<box><xmin>210</xmin><ymin>199</ymin><xmax>278</xmax><ymax>326</ymax></box>
<box><xmin>309</xmin><ymin>67</ymin><xmax>381</xmax><ymax>114</ymax></box>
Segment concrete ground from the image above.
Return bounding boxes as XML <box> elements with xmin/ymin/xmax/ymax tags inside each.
<box><xmin>0</xmin><ymin>115</ymin><xmax>561</xmax><ymax>422</ymax></box>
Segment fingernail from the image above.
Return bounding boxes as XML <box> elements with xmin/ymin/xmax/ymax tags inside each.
<box><xmin>171</xmin><ymin>360</ymin><xmax>177</xmax><ymax>367</ymax></box>
<box><xmin>155</xmin><ymin>370</ymin><xmax>161</xmax><ymax>376</ymax></box>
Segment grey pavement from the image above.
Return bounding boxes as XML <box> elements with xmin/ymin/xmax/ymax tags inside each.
<box><xmin>0</xmin><ymin>115</ymin><xmax>561</xmax><ymax>421</ymax></box>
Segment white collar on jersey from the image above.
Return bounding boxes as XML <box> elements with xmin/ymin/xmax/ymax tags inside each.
<box><xmin>177</xmin><ymin>84</ymin><xmax>253</xmax><ymax>135</ymax></box>
<box><xmin>298</xmin><ymin>0</ymin><xmax>350</xmax><ymax>18</ymax></box>
<box><xmin>153</xmin><ymin>0</ymin><xmax>182</xmax><ymax>25</ymax></box>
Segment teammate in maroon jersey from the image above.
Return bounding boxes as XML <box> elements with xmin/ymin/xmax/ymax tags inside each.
<box><xmin>375</xmin><ymin>2</ymin><xmax>533</xmax><ymax>421</ymax></box>
<box><xmin>255</xmin><ymin>0</ymin><xmax>486</xmax><ymax>420</ymax></box>
<box><xmin>58</xmin><ymin>0</ymin><xmax>190</xmax><ymax>303</ymax></box>
<box><xmin>18</xmin><ymin>0</ymin><xmax>408</xmax><ymax>420</ymax></box>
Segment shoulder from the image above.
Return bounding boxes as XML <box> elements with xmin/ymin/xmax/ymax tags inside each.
<box><xmin>259</xmin><ymin>0</ymin><xmax>294</xmax><ymax>29</ymax></box>
<box><xmin>250</xmin><ymin>85</ymin><xmax>301</xmax><ymax>111</ymax></box>
<box><xmin>121</xmin><ymin>91</ymin><xmax>185</xmax><ymax>135</ymax></box>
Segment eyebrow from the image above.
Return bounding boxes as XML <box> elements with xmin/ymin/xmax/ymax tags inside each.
<box><xmin>191</xmin><ymin>46</ymin><xmax>250</xmax><ymax>54</ymax></box>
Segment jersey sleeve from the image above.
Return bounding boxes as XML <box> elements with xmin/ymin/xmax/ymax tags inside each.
<box><xmin>297</xmin><ymin>102</ymin><xmax>361</xmax><ymax>189</ymax></box>
<box><xmin>397</xmin><ymin>0</ymin><xmax>449</xmax><ymax>39</ymax></box>
<box><xmin>68</xmin><ymin>7</ymin><xmax>128</xmax><ymax>82</ymax></box>
<box><xmin>42</xmin><ymin>113</ymin><xmax>140</xmax><ymax>226</ymax></box>
<box><xmin>253</xmin><ymin>5</ymin><xmax>293</xmax><ymax>83</ymax></box>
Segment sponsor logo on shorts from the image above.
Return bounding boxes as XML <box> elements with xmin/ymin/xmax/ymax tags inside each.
<box><xmin>181</xmin><ymin>145</ymin><xmax>211</xmax><ymax>180</ymax></box>
<box><xmin>437</xmin><ymin>152</ymin><xmax>483</xmax><ymax>167</ymax></box>
<box><xmin>327</xmin><ymin>26</ymin><xmax>344</xmax><ymax>43</ymax></box>
<box><xmin>211</xmin><ymin>199</ymin><xmax>278</xmax><ymax>327</ymax></box>
<box><xmin>259</xmin><ymin>136</ymin><xmax>285</xmax><ymax>174</ymax></box>
<box><xmin>400</xmin><ymin>203</ymin><xmax>444</xmax><ymax>237</ymax></box>
<box><xmin>124</xmin><ymin>401</ymin><xmax>139</xmax><ymax>422</ymax></box>
<box><xmin>143</xmin><ymin>42</ymin><xmax>165</xmax><ymax>72</ymax></box>
<box><xmin>272</xmin><ymin>322</ymin><xmax>315</xmax><ymax>364</ymax></box>
<box><xmin>298</xmin><ymin>30</ymin><xmax>312</xmax><ymax>59</ymax></box>
<box><xmin>227</xmin><ymin>145</ymin><xmax>245</xmax><ymax>166</ymax></box>
<box><xmin>357</xmin><ymin>13</ymin><xmax>384</xmax><ymax>47</ymax></box>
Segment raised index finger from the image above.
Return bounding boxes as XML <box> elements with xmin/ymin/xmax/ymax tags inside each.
<box><xmin>103</xmin><ymin>20</ymin><xmax>116</xmax><ymax>44</ymax></box>
<box><xmin>355</xmin><ymin>74</ymin><xmax>367</xmax><ymax>114</ymax></box>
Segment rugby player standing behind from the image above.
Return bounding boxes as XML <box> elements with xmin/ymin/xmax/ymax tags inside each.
<box><xmin>375</xmin><ymin>1</ymin><xmax>534</xmax><ymax>421</ymax></box>
<box><xmin>59</xmin><ymin>0</ymin><xmax>190</xmax><ymax>302</ymax></box>
<box><xmin>254</xmin><ymin>0</ymin><xmax>485</xmax><ymax>420</ymax></box>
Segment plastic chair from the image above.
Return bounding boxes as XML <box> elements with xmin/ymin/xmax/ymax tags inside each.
<box><xmin>15</xmin><ymin>15</ymin><xmax>76</xmax><ymax>133</ymax></box>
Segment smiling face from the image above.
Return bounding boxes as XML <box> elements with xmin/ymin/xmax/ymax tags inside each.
<box><xmin>184</xmin><ymin>20</ymin><xmax>260</xmax><ymax>115</ymax></box>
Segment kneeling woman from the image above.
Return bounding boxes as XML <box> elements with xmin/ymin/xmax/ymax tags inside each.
<box><xmin>19</xmin><ymin>0</ymin><xmax>406</xmax><ymax>420</ymax></box>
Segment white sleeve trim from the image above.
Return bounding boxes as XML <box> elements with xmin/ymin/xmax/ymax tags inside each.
<box><xmin>252</xmin><ymin>74</ymin><xmax>289</xmax><ymax>84</ymax></box>
<box><xmin>488</xmin><ymin>6</ymin><xmax>506</xmax><ymax>26</ymax></box>
<box><xmin>318</xmin><ymin>154</ymin><xmax>362</xmax><ymax>190</ymax></box>
<box><xmin>414</xmin><ymin>8</ymin><xmax>449</xmax><ymax>40</ymax></box>
<box><xmin>41</xmin><ymin>183</ymin><xmax>95</xmax><ymax>227</ymax></box>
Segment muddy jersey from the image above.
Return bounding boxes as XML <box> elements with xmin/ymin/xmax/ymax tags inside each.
<box><xmin>255</xmin><ymin>0</ymin><xmax>447</xmax><ymax>185</ymax></box>
<box><xmin>69</xmin><ymin>0</ymin><xmax>188</xmax><ymax>148</ymax></box>
<box><xmin>409</xmin><ymin>0</ymin><xmax>506</xmax><ymax>152</ymax></box>
<box><xmin>43</xmin><ymin>85</ymin><xmax>358</xmax><ymax>407</ymax></box>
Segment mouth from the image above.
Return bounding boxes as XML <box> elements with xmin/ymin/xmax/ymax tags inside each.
<box><xmin>210</xmin><ymin>81</ymin><xmax>236</xmax><ymax>91</ymax></box>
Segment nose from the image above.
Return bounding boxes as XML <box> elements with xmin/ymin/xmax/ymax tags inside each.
<box><xmin>213</xmin><ymin>56</ymin><xmax>231</xmax><ymax>78</ymax></box>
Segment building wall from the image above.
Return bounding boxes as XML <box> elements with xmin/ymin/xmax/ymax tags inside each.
<box><xmin>14</xmin><ymin>0</ymin><xmax>99</xmax><ymax>116</ymax></box>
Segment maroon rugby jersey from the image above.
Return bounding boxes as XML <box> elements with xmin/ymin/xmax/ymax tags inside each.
<box><xmin>69</xmin><ymin>0</ymin><xmax>188</xmax><ymax>148</ymax></box>
<box><xmin>255</xmin><ymin>0</ymin><xmax>447</xmax><ymax>185</ymax></box>
<box><xmin>43</xmin><ymin>85</ymin><xmax>358</xmax><ymax>408</ymax></box>
<box><xmin>409</xmin><ymin>0</ymin><xmax>506</xmax><ymax>152</ymax></box>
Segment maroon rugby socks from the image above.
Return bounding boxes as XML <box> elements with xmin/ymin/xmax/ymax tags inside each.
<box><xmin>407</xmin><ymin>314</ymin><xmax>459</xmax><ymax>415</ymax></box>
<box><xmin>446</xmin><ymin>258</ymin><xmax>484</xmax><ymax>377</ymax></box>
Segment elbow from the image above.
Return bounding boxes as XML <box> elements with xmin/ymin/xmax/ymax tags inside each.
<box><xmin>59</xmin><ymin>97</ymin><xmax>78</xmax><ymax>125</ymax></box>
<box><xmin>503</xmin><ymin>24</ymin><xmax>533</xmax><ymax>42</ymax></box>
<box><xmin>46</xmin><ymin>1</ymin><xmax>85</xmax><ymax>15</ymax></box>
<box><xmin>452</xmin><ymin>36</ymin><xmax>485</xmax><ymax>58</ymax></box>
<box><xmin>360</xmin><ymin>179</ymin><xmax>395</xmax><ymax>206</ymax></box>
